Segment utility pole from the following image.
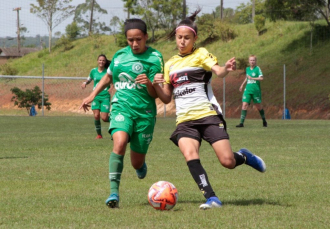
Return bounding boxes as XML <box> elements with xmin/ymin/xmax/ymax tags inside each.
<box><xmin>327</xmin><ymin>0</ymin><xmax>329</xmax><ymax>20</ymax></box>
<box><xmin>89</xmin><ymin>0</ymin><xmax>95</xmax><ymax>35</ymax></box>
<box><xmin>183</xmin><ymin>0</ymin><xmax>186</xmax><ymax>20</ymax></box>
<box><xmin>220</xmin><ymin>0</ymin><xmax>223</xmax><ymax>20</ymax></box>
<box><xmin>252</xmin><ymin>0</ymin><xmax>255</xmax><ymax>23</ymax></box>
<box><xmin>13</xmin><ymin>7</ymin><xmax>21</xmax><ymax>56</ymax></box>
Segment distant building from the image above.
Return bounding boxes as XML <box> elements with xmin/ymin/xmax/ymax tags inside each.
<box><xmin>0</xmin><ymin>47</ymin><xmax>41</xmax><ymax>64</ymax></box>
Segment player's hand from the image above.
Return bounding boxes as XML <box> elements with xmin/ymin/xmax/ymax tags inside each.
<box><xmin>81</xmin><ymin>82</ymin><xmax>87</xmax><ymax>89</ymax></box>
<box><xmin>153</xmin><ymin>73</ymin><xmax>165</xmax><ymax>85</ymax></box>
<box><xmin>225</xmin><ymin>57</ymin><xmax>236</xmax><ymax>72</ymax></box>
<box><xmin>239</xmin><ymin>85</ymin><xmax>243</xmax><ymax>92</ymax></box>
<box><xmin>135</xmin><ymin>74</ymin><xmax>150</xmax><ymax>85</ymax></box>
<box><xmin>79</xmin><ymin>95</ymin><xmax>94</xmax><ymax>112</ymax></box>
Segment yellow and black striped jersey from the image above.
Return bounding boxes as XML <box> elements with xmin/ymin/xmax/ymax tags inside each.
<box><xmin>164</xmin><ymin>48</ymin><xmax>222</xmax><ymax>125</ymax></box>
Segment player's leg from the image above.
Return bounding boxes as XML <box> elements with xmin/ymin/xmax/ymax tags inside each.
<box><xmin>236</xmin><ymin>93</ymin><xmax>250</xmax><ymax>127</ymax></box>
<box><xmin>100</xmin><ymin>97</ymin><xmax>110</xmax><ymax>123</ymax></box>
<box><xmin>92</xmin><ymin>109</ymin><xmax>102</xmax><ymax>138</ymax></box>
<box><xmin>106</xmin><ymin>112</ymin><xmax>133</xmax><ymax>208</ymax></box>
<box><xmin>130</xmin><ymin>117</ymin><xmax>156</xmax><ymax>179</ymax></box>
<box><xmin>254</xmin><ymin>94</ymin><xmax>267</xmax><ymax>127</ymax></box>
<box><xmin>177</xmin><ymin>136</ymin><xmax>222</xmax><ymax>209</ymax></box>
<box><xmin>91</xmin><ymin>98</ymin><xmax>103</xmax><ymax>138</ymax></box>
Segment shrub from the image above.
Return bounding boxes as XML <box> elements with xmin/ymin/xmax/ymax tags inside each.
<box><xmin>254</xmin><ymin>15</ymin><xmax>266</xmax><ymax>35</ymax></box>
<box><xmin>0</xmin><ymin>63</ymin><xmax>18</xmax><ymax>75</ymax></box>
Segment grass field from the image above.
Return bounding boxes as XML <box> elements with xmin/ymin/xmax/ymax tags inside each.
<box><xmin>1</xmin><ymin>116</ymin><xmax>329</xmax><ymax>228</ymax></box>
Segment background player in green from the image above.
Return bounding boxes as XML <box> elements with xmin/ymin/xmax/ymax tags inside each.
<box><xmin>81</xmin><ymin>54</ymin><xmax>111</xmax><ymax>139</ymax></box>
<box><xmin>236</xmin><ymin>55</ymin><xmax>267</xmax><ymax>127</ymax></box>
<box><xmin>80</xmin><ymin>19</ymin><xmax>164</xmax><ymax>208</ymax></box>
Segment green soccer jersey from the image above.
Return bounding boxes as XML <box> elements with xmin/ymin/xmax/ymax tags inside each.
<box><xmin>245</xmin><ymin>66</ymin><xmax>263</xmax><ymax>93</ymax></box>
<box><xmin>88</xmin><ymin>68</ymin><xmax>110</xmax><ymax>99</ymax></box>
<box><xmin>108</xmin><ymin>46</ymin><xmax>164</xmax><ymax>118</ymax></box>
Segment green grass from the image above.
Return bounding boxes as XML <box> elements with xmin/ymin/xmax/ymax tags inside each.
<box><xmin>1</xmin><ymin>117</ymin><xmax>329</xmax><ymax>228</ymax></box>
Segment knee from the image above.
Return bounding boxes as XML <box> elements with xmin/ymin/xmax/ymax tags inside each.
<box><xmin>101</xmin><ymin>116</ymin><xmax>109</xmax><ymax>122</ymax></box>
<box><xmin>220</xmin><ymin>156</ymin><xmax>236</xmax><ymax>169</ymax></box>
<box><xmin>94</xmin><ymin>114</ymin><xmax>100</xmax><ymax>120</ymax></box>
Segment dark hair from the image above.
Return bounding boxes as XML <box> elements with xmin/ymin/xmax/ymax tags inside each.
<box><xmin>167</xmin><ymin>8</ymin><xmax>201</xmax><ymax>39</ymax></box>
<box><xmin>124</xmin><ymin>18</ymin><xmax>147</xmax><ymax>36</ymax></box>
<box><xmin>98</xmin><ymin>54</ymin><xmax>111</xmax><ymax>69</ymax></box>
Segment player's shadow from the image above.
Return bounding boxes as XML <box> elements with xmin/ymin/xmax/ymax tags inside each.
<box><xmin>0</xmin><ymin>156</ymin><xmax>28</xmax><ymax>159</ymax></box>
<box><xmin>222</xmin><ymin>198</ymin><xmax>289</xmax><ymax>207</ymax></box>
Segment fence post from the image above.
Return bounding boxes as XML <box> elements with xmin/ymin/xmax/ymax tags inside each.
<box><xmin>223</xmin><ymin>77</ymin><xmax>226</xmax><ymax>118</ymax></box>
<box><xmin>42</xmin><ymin>64</ymin><xmax>44</xmax><ymax>116</ymax></box>
<box><xmin>283</xmin><ymin>64</ymin><xmax>286</xmax><ymax>120</ymax></box>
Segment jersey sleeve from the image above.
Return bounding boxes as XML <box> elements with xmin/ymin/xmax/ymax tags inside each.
<box><xmin>164</xmin><ymin>61</ymin><xmax>171</xmax><ymax>84</ymax></box>
<box><xmin>87</xmin><ymin>69</ymin><xmax>94</xmax><ymax>81</ymax></box>
<box><xmin>198</xmin><ymin>48</ymin><xmax>218</xmax><ymax>71</ymax></box>
<box><xmin>257</xmin><ymin>66</ymin><xmax>263</xmax><ymax>77</ymax></box>
<box><xmin>148</xmin><ymin>51</ymin><xmax>164</xmax><ymax>82</ymax></box>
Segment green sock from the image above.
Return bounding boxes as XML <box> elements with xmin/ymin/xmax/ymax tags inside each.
<box><xmin>259</xmin><ymin>109</ymin><xmax>266</xmax><ymax>122</ymax></box>
<box><xmin>109</xmin><ymin>152</ymin><xmax>124</xmax><ymax>195</ymax></box>
<box><xmin>94</xmin><ymin>120</ymin><xmax>101</xmax><ymax>135</ymax></box>
<box><xmin>240</xmin><ymin>110</ymin><xmax>247</xmax><ymax>124</ymax></box>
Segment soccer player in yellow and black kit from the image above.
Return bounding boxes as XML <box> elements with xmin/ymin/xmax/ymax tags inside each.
<box><xmin>153</xmin><ymin>9</ymin><xmax>266</xmax><ymax>210</ymax></box>
<box><xmin>236</xmin><ymin>55</ymin><xmax>267</xmax><ymax>128</ymax></box>
<box><xmin>80</xmin><ymin>19</ymin><xmax>164</xmax><ymax>208</ymax></box>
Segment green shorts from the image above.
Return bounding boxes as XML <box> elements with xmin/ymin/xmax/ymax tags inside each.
<box><xmin>242</xmin><ymin>91</ymin><xmax>262</xmax><ymax>104</ymax></box>
<box><xmin>91</xmin><ymin>96</ymin><xmax>110</xmax><ymax>113</ymax></box>
<box><xmin>108</xmin><ymin>110</ymin><xmax>156</xmax><ymax>154</ymax></box>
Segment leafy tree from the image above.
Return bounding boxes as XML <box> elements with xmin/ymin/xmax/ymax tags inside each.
<box><xmin>130</xmin><ymin>0</ymin><xmax>183</xmax><ymax>41</ymax></box>
<box><xmin>30</xmin><ymin>0</ymin><xmax>75</xmax><ymax>53</ymax></box>
<box><xmin>122</xmin><ymin>0</ymin><xmax>139</xmax><ymax>19</ymax></box>
<box><xmin>65</xmin><ymin>21</ymin><xmax>80</xmax><ymax>39</ymax></box>
<box><xmin>10</xmin><ymin>86</ymin><xmax>51</xmax><ymax>115</ymax></box>
<box><xmin>234</xmin><ymin>0</ymin><xmax>265</xmax><ymax>24</ymax></box>
<box><xmin>265</xmin><ymin>0</ymin><xmax>330</xmax><ymax>27</ymax></box>
<box><xmin>74</xmin><ymin>0</ymin><xmax>111</xmax><ymax>36</ymax></box>
<box><xmin>254</xmin><ymin>15</ymin><xmax>266</xmax><ymax>35</ymax></box>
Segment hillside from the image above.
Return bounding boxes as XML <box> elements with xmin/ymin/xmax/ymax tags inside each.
<box><xmin>1</xmin><ymin>20</ymin><xmax>330</xmax><ymax>119</ymax></box>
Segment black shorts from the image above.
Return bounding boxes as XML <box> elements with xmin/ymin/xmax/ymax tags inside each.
<box><xmin>170</xmin><ymin>115</ymin><xmax>229</xmax><ymax>146</ymax></box>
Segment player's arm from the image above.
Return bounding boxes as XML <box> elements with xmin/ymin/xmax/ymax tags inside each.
<box><xmin>247</xmin><ymin>75</ymin><xmax>264</xmax><ymax>81</ymax></box>
<box><xmin>239</xmin><ymin>77</ymin><xmax>247</xmax><ymax>92</ymax></box>
<box><xmin>135</xmin><ymin>74</ymin><xmax>158</xmax><ymax>98</ymax></box>
<box><xmin>152</xmin><ymin>73</ymin><xmax>173</xmax><ymax>104</ymax></box>
<box><xmin>81</xmin><ymin>77</ymin><xmax>92</xmax><ymax>89</ymax></box>
<box><xmin>80</xmin><ymin>73</ymin><xmax>112</xmax><ymax>111</ymax></box>
<box><xmin>211</xmin><ymin>57</ymin><xmax>236</xmax><ymax>78</ymax></box>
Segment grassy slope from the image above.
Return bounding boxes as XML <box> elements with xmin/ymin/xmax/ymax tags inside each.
<box><xmin>5</xmin><ymin>20</ymin><xmax>330</xmax><ymax>119</ymax></box>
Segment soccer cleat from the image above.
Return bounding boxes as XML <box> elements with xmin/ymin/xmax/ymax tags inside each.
<box><xmin>236</xmin><ymin>123</ymin><xmax>244</xmax><ymax>128</ymax></box>
<box><xmin>95</xmin><ymin>134</ymin><xmax>103</xmax><ymax>139</ymax></box>
<box><xmin>239</xmin><ymin>148</ymin><xmax>266</xmax><ymax>172</ymax></box>
<box><xmin>199</xmin><ymin>196</ymin><xmax>222</xmax><ymax>210</ymax></box>
<box><xmin>263</xmin><ymin>121</ymin><xmax>268</xmax><ymax>127</ymax></box>
<box><xmin>105</xmin><ymin>193</ymin><xmax>119</xmax><ymax>208</ymax></box>
<box><xmin>136</xmin><ymin>162</ymin><xmax>147</xmax><ymax>179</ymax></box>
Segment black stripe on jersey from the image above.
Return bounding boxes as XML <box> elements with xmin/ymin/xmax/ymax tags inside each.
<box><xmin>170</xmin><ymin>68</ymin><xmax>212</xmax><ymax>88</ymax></box>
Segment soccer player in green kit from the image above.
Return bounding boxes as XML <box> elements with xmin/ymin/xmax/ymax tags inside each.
<box><xmin>81</xmin><ymin>54</ymin><xmax>111</xmax><ymax>139</ymax></box>
<box><xmin>236</xmin><ymin>55</ymin><xmax>267</xmax><ymax>127</ymax></box>
<box><xmin>80</xmin><ymin>18</ymin><xmax>164</xmax><ymax>208</ymax></box>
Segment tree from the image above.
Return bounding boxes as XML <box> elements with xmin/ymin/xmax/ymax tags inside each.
<box><xmin>265</xmin><ymin>0</ymin><xmax>330</xmax><ymax>27</ymax></box>
<box><xmin>30</xmin><ymin>0</ymin><xmax>75</xmax><ymax>53</ymax></box>
<box><xmin>65</xmin><ymin>21</ymin><xmax>80</xmax><ymax>39</ymax></box>
<box><xmin>122</xmin><ymin>0</ymin><xmax>138</xmax><ymax>19</ymax></box>
<box><xmin>233</xmin><ymin>0</ymin><xmax>265</xmax><ymax>24</ymax></box>
<box><xmin>10</xmin><ymin>86</ymin><xmax>51</xmax><ymax>115</ymax></box>
<box><xmin>74</xmin><ymin>0</ymin><xmax>110</xmax><ymax>36</ymax></box>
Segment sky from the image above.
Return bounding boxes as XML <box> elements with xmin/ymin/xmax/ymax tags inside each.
<box><xmin>0</xmin><ymin>0</ymin><xmax>250</xmax><ymax>38</ymax></box>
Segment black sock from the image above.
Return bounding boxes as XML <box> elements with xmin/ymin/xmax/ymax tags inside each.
<box><xmin>187</xmin><ymin>159</ymin><xmax>215</xmax><ymax>199</ymax></box>
<box><xmin>234</xmin><ymin>152</ymin><xmax>246</xmax><ymax>167</ymax></box>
